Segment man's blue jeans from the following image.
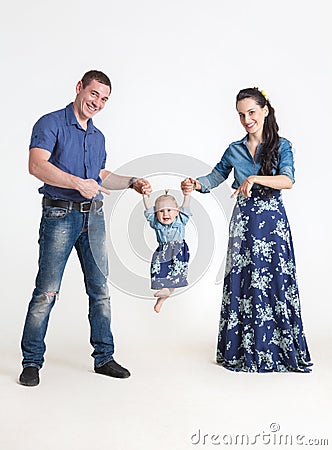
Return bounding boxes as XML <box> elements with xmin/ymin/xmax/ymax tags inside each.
<box><xmin>21</xmin><ymin>202</ymin><xmax>114</xmax><ymax>369</ymax></box>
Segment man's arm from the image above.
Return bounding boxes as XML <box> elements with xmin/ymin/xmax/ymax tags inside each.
<box><xmin>100</xmin><ymin>170</ymin><xmax>152</xmax><ymax>195</ymax></box>
<box><xmin>29</xmin><ymin>147</ymin><xmax>109</xmax><ymax>199</ymax></box>
<box><xmin>100</xmin><ymin>169</ymin><xmax>134</xmax><ymax>190</ymax></box>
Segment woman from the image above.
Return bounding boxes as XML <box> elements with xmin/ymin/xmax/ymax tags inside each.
<box><xmin>182</xmin><ymin>87</ymin><xmax>312</xmax><ymax>372</ymax></box>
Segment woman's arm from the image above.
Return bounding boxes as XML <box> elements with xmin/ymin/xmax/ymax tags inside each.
<box><xmin>249</xmin><ymin>174</ymin><xmax>293</xmax><ymax>190</ymax></box>
<box><xmin>232</xmin><ymin>174</ymin><xmax>293</xmax><ymax>198</ymax></box>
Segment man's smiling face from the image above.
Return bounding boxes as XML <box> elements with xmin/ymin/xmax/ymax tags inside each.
<box><xmin>73</xmin><ymin>79</ymin><xmax>110</xmax><ymax>124</ymax></box>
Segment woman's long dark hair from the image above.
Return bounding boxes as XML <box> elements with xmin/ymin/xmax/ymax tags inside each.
<box><xmin>236</xmin><ymin>87</ymin><xmax>280</xmax><ymax>195</ymax></box>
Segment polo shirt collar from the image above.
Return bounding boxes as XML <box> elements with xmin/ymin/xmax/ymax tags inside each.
<box><xmin>65</xmin><ymin>103</ymin><xmax>96</xmax><ymax>133</ymax></box>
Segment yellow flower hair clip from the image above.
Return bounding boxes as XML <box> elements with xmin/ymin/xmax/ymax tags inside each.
<box><xmin>261</xmin><ymin>89</ymin><xmax>268</xmax><ymax>100</ymax></box>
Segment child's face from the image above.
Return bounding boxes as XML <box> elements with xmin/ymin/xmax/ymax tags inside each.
<box><xmin>155</xmin><ymin>199</ymin><xmax>179</xmax><ymax>225</ymax></box>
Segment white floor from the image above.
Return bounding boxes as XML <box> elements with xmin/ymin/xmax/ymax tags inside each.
<box><xmin>0</xmin><ymin>288</ymin><xmax>331</xmax><ymax>450</ymax></box>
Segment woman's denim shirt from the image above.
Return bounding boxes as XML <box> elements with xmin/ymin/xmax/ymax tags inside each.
<box><xmin>197</xmin><ymin>136</ymin><xmax>295</xmax><ymax>192</ymax></box>
<box><xmin>144</xmin><ymin>206</ymin><xmax>192</xmax><ymax>243</ymax></box>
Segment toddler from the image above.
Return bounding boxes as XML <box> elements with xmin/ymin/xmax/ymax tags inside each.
<box><xmin>143</xmin><ymin>184</ymin><xmax>192</xmax><ymax>312</ymax></box>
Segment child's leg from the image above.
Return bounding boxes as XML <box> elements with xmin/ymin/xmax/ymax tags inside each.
<box><xmin>154</xmin><ymin>287</ymin><xmax>174</xmax><ymax>298</ymax></box>
<box><xmin>153</xmin><ymin>288</ymin><xmax>174</xmax><ymax>313</ymax></box>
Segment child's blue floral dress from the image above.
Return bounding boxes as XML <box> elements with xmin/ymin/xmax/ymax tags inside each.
<box><xmin>144</xmin><ymin>206</ymin><xmax>191</xmax><ymax>289</ymax></box>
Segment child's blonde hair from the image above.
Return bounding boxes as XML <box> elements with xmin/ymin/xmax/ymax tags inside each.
<box><xmin>155</xmin><ymin>190</ymin><xmax>179</xmax><ymax>210</ymax></box>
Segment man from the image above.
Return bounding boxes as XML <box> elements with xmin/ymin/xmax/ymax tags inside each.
<box><xmin>19</xmin><ymin>70</ymin><xmax>151</xmax><ymax>386</ymax></box>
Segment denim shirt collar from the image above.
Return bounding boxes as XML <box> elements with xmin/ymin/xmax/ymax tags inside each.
<box><xmin>239</xmin><ymin>135</ymin><xmax>263</xmax><ymax>161</ymax></box>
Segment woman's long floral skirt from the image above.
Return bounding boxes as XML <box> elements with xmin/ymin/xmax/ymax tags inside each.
<box><xmin>216</xmin><ymin>190</ymin><xmax>312</xmax><ymax>372</ymax></box>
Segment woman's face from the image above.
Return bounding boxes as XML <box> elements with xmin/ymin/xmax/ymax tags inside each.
<box><xmin>237</xmin><ymin>97</ymin><xmax>268</xmax><ymax>137</ymax></box>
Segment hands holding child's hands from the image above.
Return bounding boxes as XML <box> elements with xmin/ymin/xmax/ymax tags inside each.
<box><xmin>138</xmin><ymin>176</ymin><xmax>201</xmax><ymax>199</ymax></box>
<box><xmin>181</xmin><ymin>177</ymin><xmax>201</xmax><ymax>194</ymax></box>
<box><xmin>132</xmin><ymin>178</ymin><xmax>152</xmax><ymax>196</ymax></box>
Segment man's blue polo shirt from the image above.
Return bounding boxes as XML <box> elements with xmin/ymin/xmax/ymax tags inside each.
<box><xmin>29</xmin><ymin>103</ymin><xmax>106</xmax><ymax>202</ymax></box>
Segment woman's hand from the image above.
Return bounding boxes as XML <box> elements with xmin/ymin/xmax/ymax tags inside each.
<box><xmin>181</xmin><ymin>177</ymin><xmax>201</xmax><ymax>194</ymax></box>
<box><xmin>231</xmin><ymin>176</ymin><xmax>255</xmax><ymax>198</ymax></box>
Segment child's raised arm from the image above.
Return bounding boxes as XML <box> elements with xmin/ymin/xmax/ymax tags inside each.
<box><xmin>143</xmin><ymin>194</ymin><xmax>152</xmax><ymax>210</ymax></box>
<box><xmin>181</xmin><ymin>192</ymin><xmax>191</xmax><ymax>208</ymax></box>
<box><xmin>181</xmin><ymin>178</ymin><xmax>192</xmax><ymax>208</ymax></box>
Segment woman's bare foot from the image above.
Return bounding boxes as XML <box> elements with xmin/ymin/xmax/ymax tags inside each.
<box><xmin>153</xmin><ymin>288</ymin><xmax>174</xmax><ymax>313</ymax></box>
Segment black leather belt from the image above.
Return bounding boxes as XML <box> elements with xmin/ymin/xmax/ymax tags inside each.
<box><xmin>42</xmin><ymin>198</ymin><xmax>103</xmax><ymax>212</ymax></box>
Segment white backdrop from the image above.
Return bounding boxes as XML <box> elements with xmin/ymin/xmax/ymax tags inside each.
<box><xmin>0</xmin><ymin>0</ymin><xmax>331</xmax><ymax>447</ymax></box>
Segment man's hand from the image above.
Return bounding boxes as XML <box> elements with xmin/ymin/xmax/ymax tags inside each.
<box><xmin>29</xmin><ymin>148</ymin><xmax>110</xmax><ymax>199</ymax></box>
<box><xmin>76</xmin><ymin>178</ymin><xmax>110</xmax><ymax>199</ymax></box>
<box><xmin>132</xmin><ymin>178</ymin><xmax>152</xmax><ymax>195</ymax></box>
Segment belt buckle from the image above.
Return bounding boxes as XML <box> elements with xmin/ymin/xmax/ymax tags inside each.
<box><xmin>80</xmin><ymin>201</ymin><xmax>91</xmax><ymax>212</ymax></box>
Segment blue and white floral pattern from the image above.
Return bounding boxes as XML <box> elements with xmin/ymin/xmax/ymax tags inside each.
<box><xmin>151</xmin><ymin>240</ymin><xmax>189</xmax><ymax>289</ymax></box>
<box><xmin>217</xmin><ymin>190</ymin><xmax>312</xmax><ymax>372</ymax></box>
